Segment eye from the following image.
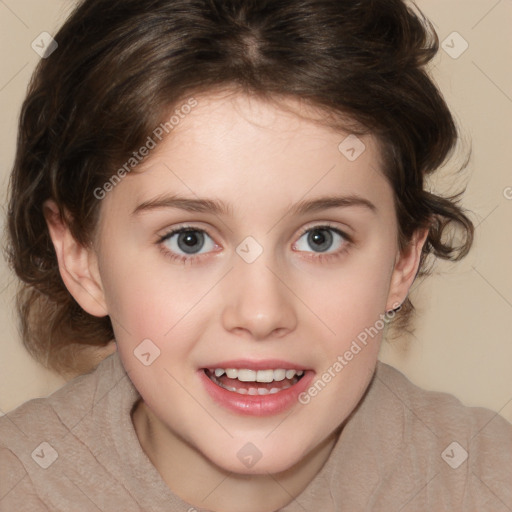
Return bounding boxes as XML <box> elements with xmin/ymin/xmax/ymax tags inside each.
<box><xmin>157</xmin><ymin>223</ymin><xmax>351</xmax><ymax>264</ymax></box>
<box><xmin>293</xmin><ymin>225</ymin><xmax>350</xmax><ymax>255</ymax></box>
<box><xmin>158</xmin><ymin>226</ymin><xmax>217</xmax><ymax>261</ymax></box>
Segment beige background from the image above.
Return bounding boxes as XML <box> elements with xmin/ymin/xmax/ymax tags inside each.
<box><xmin>0</xmin><ymin>0</ymin><xmax>511</xmax><ymax>422</ymax></box>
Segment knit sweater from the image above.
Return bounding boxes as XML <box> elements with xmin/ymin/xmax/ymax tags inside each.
<box><xmin>1</xmin><ymin>351</ymin><xmax>511</xmax><ymax>511</ymax></box>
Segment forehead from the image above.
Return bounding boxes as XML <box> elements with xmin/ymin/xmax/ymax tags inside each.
<box><xmin>99</xmin><ymin>90</ymin><xmax>392</xmax><ymax>221</ymax></box>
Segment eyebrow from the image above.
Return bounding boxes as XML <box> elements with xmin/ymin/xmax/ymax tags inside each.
<box><xmin>132</xmin><ymin>193</ymin><xmax>377</xmax><ymax>217</ymax></box>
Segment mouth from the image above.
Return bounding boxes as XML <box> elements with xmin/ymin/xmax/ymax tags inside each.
<box><xmin>199</xmin><ymin>362</ymin><xmax>313</xmax><ymax>416</ymax></box>
<box><xmin>203</xmin><ymin>367</ymin><xmax>305</xmax><ymax>395</ymax></box>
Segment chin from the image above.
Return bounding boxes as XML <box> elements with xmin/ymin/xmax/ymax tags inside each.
<box><xmin>204</xmin><ymin>440</ymin><xmax>310</xmax><ymax>476</ymax></box>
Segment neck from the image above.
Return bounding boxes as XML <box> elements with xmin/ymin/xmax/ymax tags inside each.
<box><xmin>132</xmin><ymin>400</ymin><xmax>340</xmax><ymax>512</ymax></box>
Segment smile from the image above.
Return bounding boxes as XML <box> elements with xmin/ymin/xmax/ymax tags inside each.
<box><xmin>199</xmin><ymin>359</ymin><xmax>314</xmax><ymax>416</ymax></box>
<box><xmin>204</xmin><ymin>368</ymin><xmax>305</xmax><ymax>395</ymax></box>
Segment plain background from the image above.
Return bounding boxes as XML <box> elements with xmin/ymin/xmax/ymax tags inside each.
<box><xmin>0</xmin><ymin>0</ymin><xmax>511</xmax><ymax>424</ymax></box>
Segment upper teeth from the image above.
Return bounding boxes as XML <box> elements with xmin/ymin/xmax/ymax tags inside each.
<box><xmin>213</xmin><ymin>368</ymin><xmax>304</xmax><ymax>382</ymax></box>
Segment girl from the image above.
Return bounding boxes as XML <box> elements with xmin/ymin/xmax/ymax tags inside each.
<box><xmin>1</xmin><ymin>0</ymin><xmax>511</xmax><ymax>510</ymax></box>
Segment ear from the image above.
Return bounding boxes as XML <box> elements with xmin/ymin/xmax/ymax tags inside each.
<box><xmin>386</xmin><ymin>226</ymin><xmax>429</xmax><ymax>311</ymax></box>
<box><xmin>43</xmin><ymin>200</ymin><xmax>108</xmax><ymax>317</ymax></box>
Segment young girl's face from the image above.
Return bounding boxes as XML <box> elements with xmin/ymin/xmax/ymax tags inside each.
<box><xmin>85</xmin><ymin>90</ymin><xmax>423</xmax><ymax>474</ymax></box>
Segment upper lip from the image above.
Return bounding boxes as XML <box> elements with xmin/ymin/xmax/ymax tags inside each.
<box><xmin>202</xmin><ymin>359</ymin><xmax>310</xmax><ymax>371</ymax></box>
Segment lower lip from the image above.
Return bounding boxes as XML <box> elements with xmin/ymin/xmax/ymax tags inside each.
<box><xmin>198</xmin><ymin>369</ymin><xmax>314</xmax><ymax>416</ymax></box>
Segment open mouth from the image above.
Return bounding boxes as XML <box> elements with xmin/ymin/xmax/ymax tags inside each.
<box><xmin>203</xmin><ymin>368</ymin><xmax>306</xmax><ymax>395</ymax></box>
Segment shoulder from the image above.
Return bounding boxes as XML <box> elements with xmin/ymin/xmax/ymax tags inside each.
<box><xmin>0</xmin><ymin>445</ymin><xmax>50</xmax><ymax>511</ymax></box>
<box><xmin>367</xmin><ymin>361</ymin><xmax>512</xmax><ymax>509</ymax></box>
<box><xmin>0</xmin><ymin>395</ymin><xmax>68</xmax><ymax>511</ymax></box>
<box><xmin>0</xmin><ymin>353</ymin><xmax>116</xmax><ymax>446</ymax></box>
<box><xmin>374</xmin><ymin>361</ymin><xmax>512</xmax><ymax>444</ymax></box>
<box><xmin>0</xmin><ymin>360</ymin><xmax>99</xmax><ymax>487</ymax></box>
<box><xmin>0</xmin><ymin>351</ymin><xmax>131</xmax><ymax>508</ymax></box>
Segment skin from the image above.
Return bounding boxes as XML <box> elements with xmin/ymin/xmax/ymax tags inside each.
<box><xmin>45</xmin><ymin>89</ymin><xmax>428</xmax><ymax>512</ymax></box>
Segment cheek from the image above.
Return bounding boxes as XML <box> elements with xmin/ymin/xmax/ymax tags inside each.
<box><xmin>99</xmin><ymin>253</ymin><xmax>222</xmax><ymax>386</ymax></box>
<box><xmin>297</xmin><ymin>248</ymin><xmax>394</xmax><ymax>343</ymax></box>
<box><xmin>99</xmin><ymin>248</ymin><xmax>214</xmax><ymax>336</ymax></box>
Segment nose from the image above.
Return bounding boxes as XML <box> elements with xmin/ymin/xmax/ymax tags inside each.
<box><xmin>220</xmin><ymin>251</ymin><xmax>298</xmax><ymax>341</ymax></box>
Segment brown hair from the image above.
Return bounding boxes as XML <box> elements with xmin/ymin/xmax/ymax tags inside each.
<box><xmin>6</xmin><ymin>0</ymin><xmax>474</xmax><ymax>376</ymax></box>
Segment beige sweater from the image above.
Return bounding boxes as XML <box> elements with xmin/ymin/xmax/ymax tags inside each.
<box><xmin>1</xmin><ymin>351</ymin><xmax>511</xmax><ymax>511</ymax></box>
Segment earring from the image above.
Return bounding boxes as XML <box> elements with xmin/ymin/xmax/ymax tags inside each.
<box><xmin>386</xmin><ymin>303</ymin><xmax>403</xmax><ymax>315</ymax></box>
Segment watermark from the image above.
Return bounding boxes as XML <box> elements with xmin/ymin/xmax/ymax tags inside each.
<box><xmin>236</xmin><ymin>236</ymin><xmax>264</xmax><ymax>264</ymax></box>
<box><xmin>93</xmin><ymin>97</ymin><xmax>198</xmax><ymax>200</ymax></box>
<box><xmin>298</xmin><ymin>303</ymin><xmax>401</xmax><ymax>405</ymax></box>
<box><xmin>237</xmin><ymin>442</ymin><xmax>263</xmax><ymax>469</ymax></box>
<box><xmin>31</xmin><ymin>441</ymin><xmax>58</xmax><ymax>469</ymax></box>
<box><xmin>31</xmin><ymin>32</ymin><xmax>58</xmax><ymax>59</ymax></box>
<box><xmin>503</xmin><ymin>186</ymin><xmax>512</xmax><ymax>200</ymax></box>
<box><xmin>133</xmin><ymin>338</ymin><xmax>161</xmax><ymax>366</ymax></box>
<box><xmin>338</xmin><ymin>134</ymin><xmax>366</xmax><ymax>161</ymax></box>
<box><xmin>441</xmin><ymin>31</ymin><xmax>469</xmax><ymax>60</ymax></box>
<box><xmin>441</xmin><ymin>441</ymin><xmax>468</xmax><ymax>469</ymax></box>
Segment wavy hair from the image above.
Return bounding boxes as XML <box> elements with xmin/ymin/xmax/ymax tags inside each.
<box><xmin>6</xmin><ymin>0</ymin><xmax>474</xmax><ymax>375</ymax></box>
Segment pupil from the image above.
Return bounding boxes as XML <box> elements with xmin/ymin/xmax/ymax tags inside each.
<box><xmin>308</xmin><ymin>229</ymin><xmax>332</xmax><ymax>252</ymax></box>
<box><xmin>178</xmin><ymin>231</ymin><xmax>204</xmax><ymax>254</ymax></box>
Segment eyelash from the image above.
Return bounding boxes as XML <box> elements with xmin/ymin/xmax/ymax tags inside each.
<box><xmin>156</xmin><ymin>223</ymin><xmax>353</xmax><ymax>265</ymax></box>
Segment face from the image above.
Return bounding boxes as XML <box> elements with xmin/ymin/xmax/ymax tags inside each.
<box><xmin>80</xmin><ymin>91</ymin><xmax>418</xmax><ymax>474</ymax></box>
